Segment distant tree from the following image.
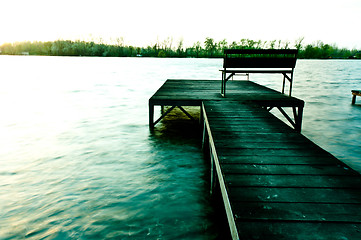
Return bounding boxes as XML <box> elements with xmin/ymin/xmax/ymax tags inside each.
<box><xmin>51</xmin><ymin>41</ymin><xmax>64</xmax><ymax>55</ymax></box>
<box><xmin>162</xmin><ymin>37</ymin><xmax>173</xmax><ymax>51</ymax></box>
<box><xmin>229</xmin><ymin>41</ymin><xmax>239</xmax><ymax>49</ymax></box>
<box><xmin>217</xmin><ymin>39</ymin><xmax>228</xmax><ymax>55</ymax></box>
<box><xmin>193</xmin><ymin>41</ymin><xmax>202</xmax><ymax>58</ymax></box>
<box><xmin>137</xmin><ymin>47</ymin><xmax>141</xmax><ymax>55</ymax></box>
<box><xmin>128</xmin><ymin>46</ymin><xmax>134</xmax><ymax>56</ymax></box>
<box><xmin>321</xmin><ymin>43</ymin><xmax>332</xmax><ymax>58</ymax></box>
<box><xmin>177</xmin><ymin>38</ymin><xmax>184</xmax><ymax>57</ymax></box>
<box><xmin>255</xmin><ymin>40</ymin><xmax>265</xmax><ymax>49</ymax></box>
<box><xmin>158</xmin><ymin>50</ymin><xmax>166</xmax><ymax>57</ymax></box>
<box><xmin>269</xmin><ymin>40</ymin><xmax>276</xmax><ymax>49</ymax></box>
<box><xmin>239</xmin><ymin>39</ymin><xmax>247</xmax><ymax>48</ymax></box>
<box><xmin>246</xmin><ymin>39</ymin><xmax>256</xmax><ymax>48</ymax></box>
<box><xmin>294</xmin><ymin>37</ymin><xmax>304</xmax><ymax>50</ymax></box>
<box><xmin>116</xmin><ymin>37</ymin><xmax>124</xmax><ymax>47</ymax></box>
<box><xmin>1</xmin><ymin>43</ymin><xmax>15</xmax><ymax>54</ymax></box>
<box><xmin>204</xmin><ymin>37</ymin><xmax>216</xmax><ymax>57</ymax></box>
<box><xmin>283</xmin><ymin>41</ymin><xmax>290</xmax><ymax>49</ymax></box>
<box><xmin>303</xmin><ymin>44</ymin><xmax>319</xmax><ymax>58</ymax></box>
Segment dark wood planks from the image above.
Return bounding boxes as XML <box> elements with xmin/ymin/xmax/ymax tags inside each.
<box><xmin>236</xmin><ymin>221</ymin><xmax>361</xmax><ymax>240</ymax></box>
<box><xmin>202</xmin><ymin>100</ymin><xmax>361</xmax><ymax>239</ymax></box>
<box><xmin>150</xmin><ymin>79</ymin><xmax>303</xmax><ymax>104</ymax></box>
<box><xmin>150</xmin><ymin>79</ymin><xmax>361</xmax><ymax>239</ymax></box>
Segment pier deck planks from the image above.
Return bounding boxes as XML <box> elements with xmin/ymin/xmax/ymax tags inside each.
<box><xmin>149</xmin><ymin>79</ymin><xmax>361</xmax><ymax>239</ymax></box>
<box><xmin>203</xmin><ymin>100</ymin><xmax>361</xmax><ymax>239</ymax></box>
<box><xmin>150</xmin><ymin>79</ymin><xmax>303</xmax><ymax>104</ymax></box>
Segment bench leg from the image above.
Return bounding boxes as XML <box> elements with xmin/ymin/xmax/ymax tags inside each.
<box><xmin>222</xmin><ymin>80</ymin><xmax>226</xmax><ymax>97</ymax></box>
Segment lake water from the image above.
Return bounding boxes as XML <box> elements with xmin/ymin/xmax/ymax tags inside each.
<box><xmin>0</xmin><ymin>56</ymin><xmax>360</xmax><ymax>239</ymax></box>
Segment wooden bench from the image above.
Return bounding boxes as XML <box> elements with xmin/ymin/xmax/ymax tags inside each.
<box><xmin>221</xmin><ymin>49</ymin><xmax>298</xmax><ymax>97</ymax></box>
<box><xmin>352</xmin><ymin>90</ymin><xmax>361</xmax><ymax>104</ymax></box>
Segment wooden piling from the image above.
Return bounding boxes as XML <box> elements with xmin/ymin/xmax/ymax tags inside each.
<box><xmin>352</xmin><ymin>90</ymin><xmax>361</xmax><ymax>104</ymax></box>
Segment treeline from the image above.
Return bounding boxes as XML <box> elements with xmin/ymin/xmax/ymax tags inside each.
<box><xmin>0</xmin><ymin>37</ymin><xmax>360</xmax><ymax>59</ymax></box>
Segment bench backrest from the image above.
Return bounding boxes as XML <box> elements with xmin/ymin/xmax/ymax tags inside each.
<box><xmin>223</xmin><ymin>49</ymin><xmax>298</xmax><ymax>69</ymax></box>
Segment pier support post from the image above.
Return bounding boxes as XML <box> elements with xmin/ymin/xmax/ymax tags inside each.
<box><xmin>149</xmin><ymin>101</ymin><xmax>154</xmax><ymax>129</ymax></box>
<box><xmin>274</xmin><ymin>105</ymin><xmax>304</xmax><ymax>133</ymax></box>
<box><xmin>351</xmin><ymin>90</ymin><xmax>361</xmax><ymax>105</ymax></box>
<box><xmin>294</xmin><ymin>106</ymin><xmax>304</xmax><ymax>132</ymax></box>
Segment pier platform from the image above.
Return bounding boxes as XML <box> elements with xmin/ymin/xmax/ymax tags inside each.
<box><xmin>149</xmin><ymin>80</ymin><xmax>304</xmax><ymax>132</ymax></box>
<box><xmin>149</xmin><ymin>79</ymin><xmax>361</xmax><ymax>239</ymax></box>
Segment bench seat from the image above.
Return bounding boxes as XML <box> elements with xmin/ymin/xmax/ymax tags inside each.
<box><xmin>220</xmin><ymin>69</ymin><xmax>293</xmax><ymax>74</ymax></box>
<box><xmin>221</xmin><ymin>49</ymin><xmax>298</xmax><ymax>97</ymax></box>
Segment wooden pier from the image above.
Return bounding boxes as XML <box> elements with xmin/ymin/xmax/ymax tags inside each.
<box><xmin>149</xmin><ymin>79</ymin><xmax>361</xmax><ymax>239</ymax></box>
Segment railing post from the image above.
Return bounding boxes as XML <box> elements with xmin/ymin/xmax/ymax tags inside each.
<box><xmin>221</xmin><ymin>71</ymin><xmax>226</xmax><ymax>97</ymax></box>
<box><xmin>202</xmin><ymin>120</ymin><xmax>207</xmax><ymax>150</ymax></box>
<box><xmin>210</xmin><ymin>147</ymin><xmax>215</xmax><ymax>194</ymax></box>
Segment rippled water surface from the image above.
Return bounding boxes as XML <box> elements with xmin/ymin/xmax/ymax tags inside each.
<box><xmin>0</xmin><ymin>56</ymin><xmax>360</xmax><ymax>239</ymax></box>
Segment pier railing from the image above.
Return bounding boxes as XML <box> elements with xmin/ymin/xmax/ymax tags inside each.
<box><xmin>201</xmin><ymin>102</ymin><xmax>239</xmax><ymax>240</ymax></box>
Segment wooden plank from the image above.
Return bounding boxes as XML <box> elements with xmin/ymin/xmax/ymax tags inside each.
<box><xmin>228</xmin><ymin>187</ymin><xmax>361</xmax><ymax>204</ymax></box>
<box><xmin>221</xmin><ymin>164</ymin><xmax>356</xmax><ymax>176</ymax></box>
<box><xmin>215</xmin><ymin>142</ymin><xmax>320</xmax><ymax>150</ymax></box>
<box><xmin>224</xmin><ymin>174</ymin><xmax>361</xmax><ymax>188</ymax></box>
<box><xmin>210</xmin><ymin>126</ymin><xmax>295</xmax><ymax>133</ymax></box>
<box><xmin>149</xmin><ymin>99</ymin><xmax>202</xmax><ymax>106</ymax></box>
<box><xmin>219</xmin><ymin>155</ymin><xmax>339</xmax><ymax>165</ymax></box>
<box><xmin>236</xmin><ymin>221</ymin><xmax>361</xmax><ymax>240</ymax></box>
<box><xmin>217</xmin><ymin>148</ymin><xmax>332</xmax><ymax>157</ymax></box>
<box><xmin>212</xmin><ymin>132</ymin><xmax>308</xmax><ymax>143</ymax></box>
<box><xmin>231</xmin><ymin>202</ymin><xmax>361</xmax><ymax>222</ymax></box>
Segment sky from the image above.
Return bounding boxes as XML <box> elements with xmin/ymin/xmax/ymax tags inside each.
<box><xmin>1</xmin><ymin>0</ymin><xmax>360</xmax><ymax>49</ymax></box>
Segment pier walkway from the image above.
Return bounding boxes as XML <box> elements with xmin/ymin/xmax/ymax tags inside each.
<box><xmin>149</xmin><ymin>79</ymin><xmax>361</xmax><ymax>239</ymax></box>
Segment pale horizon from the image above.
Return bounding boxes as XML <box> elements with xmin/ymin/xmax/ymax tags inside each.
<box><xmin>1</xmin><ymin>0</ymin><xmax>360</xmax><ymax>49</ymax></box>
